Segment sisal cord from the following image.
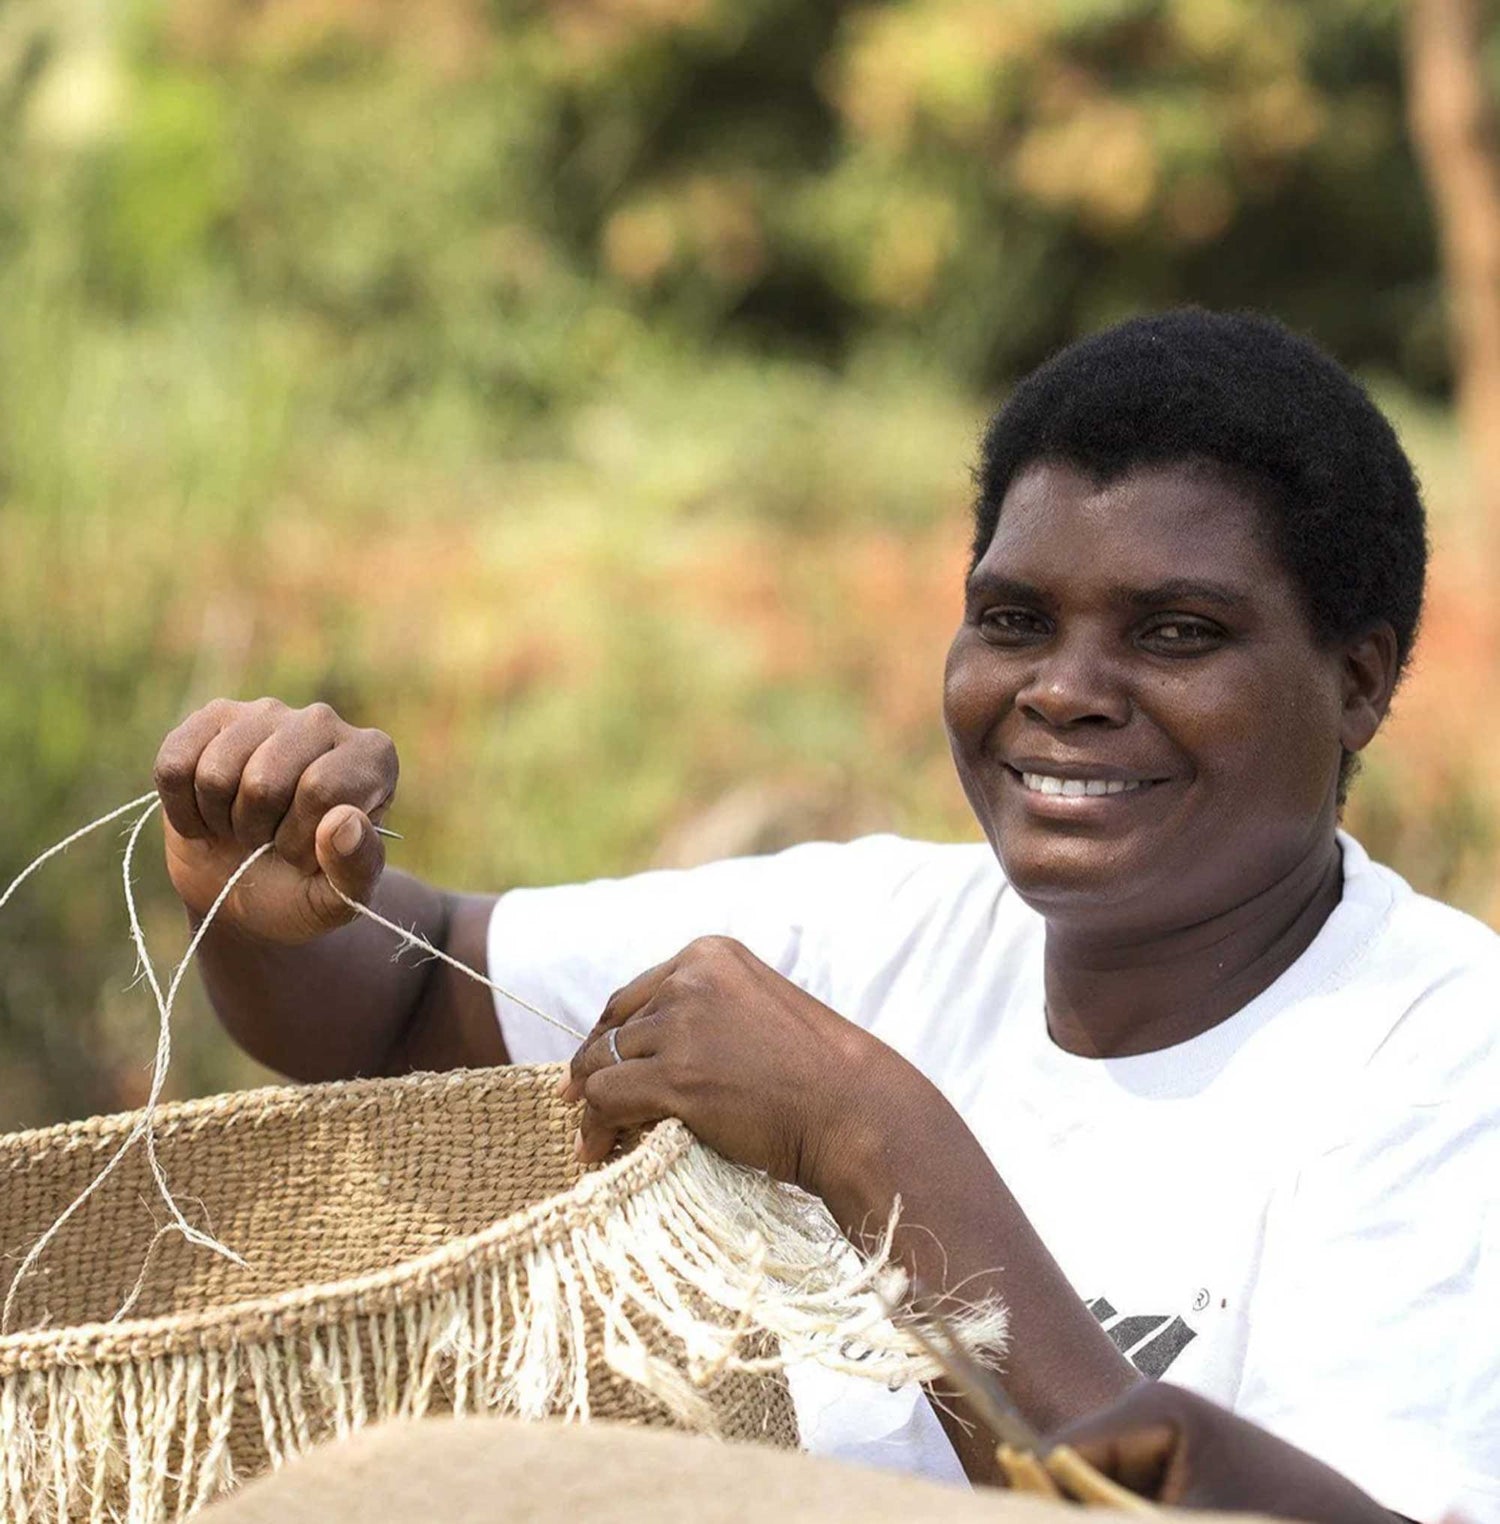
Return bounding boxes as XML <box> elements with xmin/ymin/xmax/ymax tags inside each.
<box><xmin>1</xmin><ymin>790</ymin><xmax>587</xmax><ymax>1333</ymax></box>
<box><xmin>123</xmin><ymin>800</ymin><xmax>256</xmax><ymax>1266</ymax></box>
<box><xmin>0</xmin><ymin>790</ymin><xmax>159</xmax><ymax>915</ymax></box>
<box><xmin>2</xmin><ymin>798</ymin><xmax>258</xmax><ymax>1332</ymax></box>
<box><xmin>327</xmin><ymin>884</ymin><xmax>586</xmax><ymax>1043</ymax></box>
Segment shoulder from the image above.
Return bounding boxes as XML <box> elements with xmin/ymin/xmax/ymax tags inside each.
<box><xmin>776</xmin><ymin>832</ymin><xmax>998</xmax><ymax>880</ymax></box>
<box><xmin>719</xmin><ymin>833</ymin><xmax>1008</xmax><ymax>918</ymax></box>
<box><xmin>1344</xmin><ymin>838</ymin><xmax>1499</xmax><ymax>1074</ymax></box>
<box><xmin>811</xmin><ymin>834</ymin><xmax>1030</xmax><ymax>947</ymax></box>
<box><xmin>490</xmin><ymin>834</ymin><xmax>1012</xmax><ymax>969</ymax></box>
<box><xmin>1371</xmin><ymin>865</ymin><xmax>1500</xmax><ymax>966</ymax></box>
<box><xmin>829</xmin><ymin>833</ymin><xmax>1006</xmax><ymax>893</ymax></box>
<box><xmin>1342</xmin><ymin>831</ymin><xmax>1500</xmax><ymax>970</ymax></box>
<box><xmin>1307</xmin><ymin>837</ymin><xmax>1500</xmax><ymax>1142</ymax></box>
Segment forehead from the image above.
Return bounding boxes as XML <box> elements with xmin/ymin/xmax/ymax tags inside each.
<box><xmin>975</xmin><ymin>459</ymin><xmax>1290</xmax><ymax>590</ymax></box>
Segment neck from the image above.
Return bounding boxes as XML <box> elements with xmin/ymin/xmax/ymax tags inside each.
<box><xmin>1041</xmin><ymin>834</ymin><xmax>1345</xmax><ymax>1058</ymax></box>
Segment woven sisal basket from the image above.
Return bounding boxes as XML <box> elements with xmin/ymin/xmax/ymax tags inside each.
<box><xmin>0</xmin><ymin>1063</ymin><xmax>901</xmax><ymax>1524</ymax></box>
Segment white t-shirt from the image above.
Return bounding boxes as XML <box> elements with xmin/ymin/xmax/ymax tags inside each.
<box><xmin>487</xmin><ymin>832</ymin><xmax>1500</xmax><ymax>1524</ymax></box>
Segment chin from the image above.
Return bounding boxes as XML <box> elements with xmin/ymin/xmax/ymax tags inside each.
<box><xmin>990</xmin><ymin>828</ymin><xmax>1153</xmax><ymax>917</ymax></box>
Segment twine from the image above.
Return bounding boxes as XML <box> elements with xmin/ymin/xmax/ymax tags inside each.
<box><xmin>325</xmin><ymin>886</ymin><xmax>585</xmax><ymax>1043</ymax></box>
<box><xmin>0</xmin><ymin>790</ymin><xmax>158</xmax><ymax>916</ymax></box>
<box><xmin>0</xmin><ymin>791</ymin><xmax>587</xmax><ymax>1334</ymax></box>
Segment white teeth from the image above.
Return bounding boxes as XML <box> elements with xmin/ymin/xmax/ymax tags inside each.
<box><xmin>1020</xmin><ymin>772</ymin><xmax>1145</xmax><ymax>797</ymax></box>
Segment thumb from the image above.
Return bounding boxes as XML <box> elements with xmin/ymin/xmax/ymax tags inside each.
<box><xmin>313</xmin><ymin>805</ymin><xmax>386</xmax><ymax>908</ymax></box>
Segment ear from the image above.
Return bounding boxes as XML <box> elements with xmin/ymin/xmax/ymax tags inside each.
<box><xmin>1338</xmin><ymin>622</ymin><xmax>1400</xmax><ymax>754</ymax></box>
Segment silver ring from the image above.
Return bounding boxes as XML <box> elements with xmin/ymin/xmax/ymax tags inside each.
<box><xmin>606</xmin><ymin>1027</ymin><xmax>623</xmax><ymax>1065</ymax></box>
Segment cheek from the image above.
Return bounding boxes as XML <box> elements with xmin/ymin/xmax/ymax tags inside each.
<box><xmin>1167</xmin><ymin>658</ymin><xmax>1343</xmax><ymax>812</ymax></box>
<box><xmin>943</xmin><ymin>635</ymin><xmax>1006</xmax><ymax>746</ymax></box>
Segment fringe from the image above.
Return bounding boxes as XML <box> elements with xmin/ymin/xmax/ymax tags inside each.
<box><xmin>0</xmin><ymin>1129</ymin><xmax>1007</xmax><ymax>1524</ymax></box>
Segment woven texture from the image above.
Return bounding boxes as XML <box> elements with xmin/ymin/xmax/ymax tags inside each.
<box><xmin>0</xmin><ymin>1064</ymin><xmax>806</xmax><ymax>1523</ymax></box>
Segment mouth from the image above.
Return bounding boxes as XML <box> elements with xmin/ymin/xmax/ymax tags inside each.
<box><xmin>1003</xmin><ymin>764</ymin><xmax>1170</xmax><ymax>802</ymax></box>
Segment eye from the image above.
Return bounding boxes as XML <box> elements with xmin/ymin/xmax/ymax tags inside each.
<box><xmin>977</xmin><ymin>607</ymin><xmax>1051</xmax><ymax>644</ymax></box>
<box><xmin>1138</xmin><ymin>617</ymin><xmax>1224</xmax><ymax>654</ymax></box>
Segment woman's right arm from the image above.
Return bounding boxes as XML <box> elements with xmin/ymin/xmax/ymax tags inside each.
<box><xmin>154</xmin><ymin>698</ymin><xmax>506</xmax><ymax>1083</ymax></box>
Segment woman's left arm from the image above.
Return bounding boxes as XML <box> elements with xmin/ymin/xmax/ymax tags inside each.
<box><xmin>560</xmin><ymin>934</ymin><xmax>1140</xmax><ymax>1483</ymax></box>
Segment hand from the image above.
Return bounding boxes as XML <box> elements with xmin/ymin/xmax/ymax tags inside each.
<box><xmin>1053</xmin><ymin>1384</ymin><xmax>1397</xmax><ymax>1524</ymax></box>
<box><xmin>153</xmin><ymin>697</ymin><xmax>398</xmax><ymax>944</ymax></box>
<box><xmin>560</xmin><ymin>935</ymin><xmax>901</xmax><ymax>1198</ymax></box>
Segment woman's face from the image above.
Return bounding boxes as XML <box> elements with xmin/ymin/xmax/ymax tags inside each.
<box><xmin>944</xmin><ymin>460</ymin><xmax>1382</xmax><ymax>936</ymax></box>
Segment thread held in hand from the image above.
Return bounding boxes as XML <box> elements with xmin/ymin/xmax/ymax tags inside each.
<box><xmin>0</xmin><ymin>789</ymin><xmax>584</xmax><ymax>1334</ymax></box>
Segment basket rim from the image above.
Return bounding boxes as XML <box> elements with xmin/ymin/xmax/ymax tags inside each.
<box><xmin>0</xmin><ymin>1064</ymin><xmax>556</xmax><ymax>1161</ymax></box>
<box><xmin>0</xmin><ymin>1067</ymin><xmax>695</xmax><ymax>1374</ymax></box>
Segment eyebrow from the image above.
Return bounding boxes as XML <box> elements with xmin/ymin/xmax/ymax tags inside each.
<box><xmin>1120</xmin><ymin>578</ymin><xmax>1251</xmax><ymax>610</ymax></box>
<box><xmin>963</xmin><ymin>574</ymin><xmax>1048</xmax><ymax>605</ymax></box>
<box><xmin>964</xmin><ymin>573</ymin><xmax>1251</xmax><ymax>610</ymax></box>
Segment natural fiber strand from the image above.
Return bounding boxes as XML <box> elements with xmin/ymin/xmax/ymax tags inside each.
<box><xmin>0</xmin><ymin>792</ymin><xmax>159</xmax><ymax>918</ymax></box>
<box><xmin>0</xmin><ymin>803</ymin><xmax>252</xmax><ymax>1336</ymax></box>
<box><xmin>122</xmin><ymin>804</ymin><xmax>255</xmax><ymax>1273</ymax></box>
<box><xmin>329</xmin><ymin>883</ymin><xmax>587</xmax><ymax>1043</ymax></box>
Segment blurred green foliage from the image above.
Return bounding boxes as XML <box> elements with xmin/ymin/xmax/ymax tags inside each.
<box><xmin>0</xmin><ymin>0</ymin><xmax>1453</xmax><ymax>410</ymax></box>
<box><xmin>0</xmin><ymin>0</ymin><xmax>1495</xmax><ymax>1127</ymax></box>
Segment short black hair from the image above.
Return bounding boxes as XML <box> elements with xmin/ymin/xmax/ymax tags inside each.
<box><xmin>973</xmin><ymin>309</ymin><xmax>1428</xmax><ymax>682</ymax></box>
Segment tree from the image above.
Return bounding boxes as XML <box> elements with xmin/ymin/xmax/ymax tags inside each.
<box><xmin>1405</xmin><ymin>0</ymin><xmax>1500</xmax><ymax>544</ymax></box>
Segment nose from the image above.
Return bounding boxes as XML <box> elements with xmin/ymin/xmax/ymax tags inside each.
<box><xmin>1015</xmin><ymin>634</ymin><xmax>1131</xmax><ymax>730</ymax></box>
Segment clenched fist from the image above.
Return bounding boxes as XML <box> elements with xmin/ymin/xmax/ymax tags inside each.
<box><xmin>154</xmin><ymin>698</ymin><xmax>399</xmax><ymax>945</ymax></box>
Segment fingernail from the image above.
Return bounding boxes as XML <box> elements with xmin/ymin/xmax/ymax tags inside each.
<box><xmin>573</xmin><ymin>1129</ymin><xmax>586</xmax><ymax>1161</ymax></box>
<box><xmin>332</xmin><ymin>814</ymin><xmax>363</xmax><ymax>856</ymax></box>
<box><xmin>554</xmin><ymin>1072</ymin><xmax>573</xmax><ymax>1099</ymax></box>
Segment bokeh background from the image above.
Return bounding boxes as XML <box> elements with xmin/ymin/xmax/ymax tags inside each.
<box><xmin>3</xmin><ymin>0</ymin><xmax>1498</xmax><ymax>1128</ymax></box>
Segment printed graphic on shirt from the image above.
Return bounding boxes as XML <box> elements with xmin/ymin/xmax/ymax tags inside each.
<box><xmin>1087</xmin><ymin>1297</ymin><xmax>1198</xmax><ymax>1379</ymax></box>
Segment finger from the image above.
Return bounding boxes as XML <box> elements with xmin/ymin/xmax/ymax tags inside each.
<box><xmin>572</xmin><ymin>1010</ymin><xmax>663</xmax><ymax>1091</ymax></box>
<box><xmin>311</xmin><ymin>806</ymin><xmax>387</xmax><ymax>910</ymax></box>
<box><xmin>601</xmin><ymin>956</ymin><xmax>684</xmax><ymax>1027</ymax></box>
<box><xmin>154</xmin><ymin>703</ymin><xmax>233</xmax><ymax>840</ymax></box>
<box><xmin>192</xmin><ymin>707</ymin><xmax>282</xmax><ymax>841</ymax></box>
<box><xmin>275</xmin><ymin>734</ymin><xmax>396</xmax><ymax>874</ymax></box>
<box><xmin>575</xmin><ymin>1056</ymin><xmax>671</xmax><ymax>1164</ymax></box>
<box><xmin>231</xmin><ymin>714</ymin><xmax>340</xmax><ymax>850</ymax></box>
<box><xmin>560</xmin><ymin>959</ymin><xmax>682</xmax><ymax>1100</ymax></box>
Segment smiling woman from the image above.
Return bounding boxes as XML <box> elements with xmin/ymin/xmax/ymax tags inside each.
<box><xmin>951</xmin><ymin>465</ymin><xmax>1369</xmax><ymax>902</ymax></box>
<box><xmin>151</xmin><ymin>312</ymin><xmax>1498</xmax><ymax>1524</ymax></box>
<box><xmin>947</xmin><ymin>461</ymin><xmax>1395</xmax><ymax>1054</ymax></box>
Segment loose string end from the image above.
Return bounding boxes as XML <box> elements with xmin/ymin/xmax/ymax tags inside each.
<box><xmin>1</xmin><ymin>794</ymin><xmax>253</xmax><ymax>1333</ymax></box>
<box><xmin>0</xmin><ymin>788</ymin><xmax>582</xmax><ymax>1335</ymax></box>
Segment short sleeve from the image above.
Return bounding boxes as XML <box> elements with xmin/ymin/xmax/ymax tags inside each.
<box><xmin>1234</xmin><ymin>1064</ymin><xmax>1500</xmax><ymax>1524</ymax></box>
<box><xmin>484</xmin><ymin>835</ymin><xmax>937</xmax><ymax>1064</ymax></box>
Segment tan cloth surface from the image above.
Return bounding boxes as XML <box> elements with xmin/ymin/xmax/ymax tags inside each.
<box><xmin>200</xmin><ymin>1414</ymin><xmax>1288</xmax><ymax>1524</ymax></box>
<box><xmin>200</xmin><ymin>1416</ymin><xmax>1036</xmax><ymax>1523</ymax></box>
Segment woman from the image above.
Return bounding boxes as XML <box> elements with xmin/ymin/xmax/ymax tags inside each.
<box><xmin>153</xmin><ymin>311</ymin><xmax>1500</xmax><ymax>1522</ymax></box>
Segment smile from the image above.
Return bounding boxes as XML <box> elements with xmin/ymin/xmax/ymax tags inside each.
<box><xmin>1004</xmin><ymin>763</ymin><xmax>1168</xmax><ymax>800</ymax></box>
<box><xmin>1021</xmin><ymin>773</ymin><xmax>1144</xmax><ymax>797</ymax></box>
